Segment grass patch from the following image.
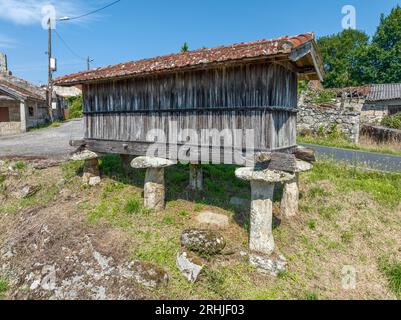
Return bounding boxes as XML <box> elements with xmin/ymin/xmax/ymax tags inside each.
<box><xmin>124</xmin><ymin>197</ymin><xmax>142</xmax><ymax>215</ymax></box>
<box><xmin>61</xmin><ymin>161</ymin><xmax>84</xmax><ymax>181</ymax></box>
<box><xmin>304</xmin><ymin>161</ymin><xmax>401</xmax><ymax>208</ymax></box>
<box><xmin>379</xmin><ymin>258</ymin><xmax>401</xmax><ymax>299</ymax></box>
<box><xmin>0</xmin><ymin>276</ymin><xmax>9</xmax><ymax>299</ymax></box>
<box><xmin>14</xmin><ymin>161</ymin><xmax>26</xmax><ymax>171</ymax></box>
<box><xmin>29</xmin><ymin>121</ymin><xmax>63</xmax><ymax>132</ymax></box>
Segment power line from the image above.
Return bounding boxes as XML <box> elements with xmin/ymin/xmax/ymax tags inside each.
<box><xmin>61</xmin><ymin>0</ymin><xmax>122</xmax><ymax>21</ymax></box>
<box><xmin>53</xmin><ymin>29</ymin><xmax>86</xmax><ymax>61</ymax></box>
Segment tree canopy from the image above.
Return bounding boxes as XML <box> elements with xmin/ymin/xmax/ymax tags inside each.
<box><xmin>317</xmin><ymin>6</ymin><xmax>401</xmax><ymax>88</ymax></box>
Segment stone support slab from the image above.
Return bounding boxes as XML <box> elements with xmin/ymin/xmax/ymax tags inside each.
<box><xmin>189</xmin><ymin>164</ymin><xmax>203</xmax><ymax>191</ymax></box>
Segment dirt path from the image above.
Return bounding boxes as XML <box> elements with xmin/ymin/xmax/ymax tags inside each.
<box><xmin>0</xmin><ymin>119</ymin><xmax>84</xmax><ymax>160</ymax></box>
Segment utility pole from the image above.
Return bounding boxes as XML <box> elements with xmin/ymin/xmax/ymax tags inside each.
<box><xmin>87</xmin><ymin>56</ymin><xmax>94</xmax><ymax>71</ymax></box>
<box><xmin>47</xmin><ymin>18</ymin><xmax>54</xmax><ymax>122</ymax></box>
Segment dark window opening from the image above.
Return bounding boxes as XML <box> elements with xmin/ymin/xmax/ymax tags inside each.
<box><xmin>28</xmin><ymin>106</ymin><xmax>34</xmax><ymax>117</ymax></box>
<box><xmin>389</xmin><ymin>106</ymin><xmax>401</xmax><ymax>116</ymax></box>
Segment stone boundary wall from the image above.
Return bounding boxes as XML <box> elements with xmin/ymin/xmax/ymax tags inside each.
<box><xmin>0</xmin><ymin>122</ymin><xmax>21</xmax><ymax>136</ymax></box>
<box><xmin>361</xmin><ymin>125</ymin><xmax>401</xmax><ymax>143</ymax></box>
<box><xmin>297</xmin><ymin>105</ymin><xmax>360</xmax><ymax>143</ymax></box>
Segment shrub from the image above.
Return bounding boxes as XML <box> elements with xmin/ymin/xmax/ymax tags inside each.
<box><xmin>67</xmin><ymin>95</ymin><xmax>83</xmax><ymax>119</ymax></box>
<box><xmin>381</xmin><ymin>112</ymin><xmax>401</xmax><ymax>130</ymax></box>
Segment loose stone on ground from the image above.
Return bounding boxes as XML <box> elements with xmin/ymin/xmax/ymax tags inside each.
<box><xmin>195</xmin><ymin>211</ymin><xmax>229</xmax><ymax>229</ymax></box>
<box><xmin>181</xmin><ymin>229</ymin><xmax>226</xmax><ymax>255</ymax></box>
<box><xmin>176</xmin><ymin>250</ymin><xmax>205</xmax><ymax>283</ymax></box>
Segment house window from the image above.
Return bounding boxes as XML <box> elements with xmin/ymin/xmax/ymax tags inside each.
<box><xmin>389</xmin><ymin>106</ymin><xmax>401</xmax><ymax>116</ymax></box>
<box><xmin>28</xmin><ymin>106</ymin><xmax>34</xmax><ymax>117</ymax></box>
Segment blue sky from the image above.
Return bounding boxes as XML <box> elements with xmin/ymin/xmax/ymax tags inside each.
<box><xmin>0</xmin><ymin>0</ymin><xmax>400</xmax><ymax>84</ymax></box>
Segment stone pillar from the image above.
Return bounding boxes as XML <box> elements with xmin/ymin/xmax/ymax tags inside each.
<box><xmin>144</xmin><ymin>167</ymin><xmax>165</xmax><ymax>211</ymax></box>
<box><xmin>131</xmin><ymin>157</ymin><xmax>175</xmax><ymax>212</ymax></box>
<box><xmin>250</xmin><ymin>180</ymin><xmax>275</xmax><ymax>254</ymax></box>
<box><xmin>20</xmin><ymin>101</ymin><xmax>27</xmax><ymax>133</ymax></box>
<box><xmin>83</xmin><ymin>158</ymin><xmax>101</xmax><ymax>185</ymax></box>
<box><xmin>71</xmin><ymin>149</ymin><xmax>101</xmax><ymax>186</ymax></box>
<box><xmin>120</xmin><ymin>154</ymin><xmax>133</xmax><ymax>173</ymax></box>
<box><xmin>189</xmin><ymin>164</ymin><xmax>203</xmax><ymax>191</ymax></box>
<box><xmin>280</xmin><ymin>174</ymin><xmax>299</xmax><ymax>219</ymax></box>
<box><xmin>280</xmin><ymin>160</ymin><xmax>313</xmax><ymax>219</ymax></box>
<box><xmin>235</xmin><ymin>167</ymin><xmax>295</xmax><ymax>256</ymax></box>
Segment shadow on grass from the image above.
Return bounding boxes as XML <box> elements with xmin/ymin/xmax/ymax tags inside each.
<box><xmin>96</xmin><ymin>155</ymin><xmax>285</xmax><ymax>229</ymax></box>
<box><xmin>65</xmin><ymin>155</ymin><xmax>290</xmax><ymax>230</ymax></box>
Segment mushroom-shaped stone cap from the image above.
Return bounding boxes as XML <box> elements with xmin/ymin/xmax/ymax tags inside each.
<box><xmin>70</xmin><ymin>149</ymin><xmax>99</xmax><ymax>161</ymax></box>
<box><xmin>235</xmin><ymin>167</ymin><xmax>295</xmax><ymax>183</ymax></box>
<box><xmin>295</xmin><ymin>160</ymin><xmax>313</xmax><ymax>173</ymax></box>
<box><xmin>131</xmin><ymin>156</ymin><xmax>176</xmax><ymax>169</ymax></box>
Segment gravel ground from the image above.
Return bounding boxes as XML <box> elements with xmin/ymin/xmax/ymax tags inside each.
<box><xmin>0</xmin><ymin>119</ymin><xmax>84</xmax><ymax>160</ymax></box>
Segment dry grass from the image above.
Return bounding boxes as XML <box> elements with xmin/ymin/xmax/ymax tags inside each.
<box><xmin>359</xmin><ymin>134</ymin><xmax>401</xmax><ymax>153</ymax></box>
<box><xmin>0</xmin><ymin>157</ymin><xmax>400</xmax><ymax>300</ymax></box>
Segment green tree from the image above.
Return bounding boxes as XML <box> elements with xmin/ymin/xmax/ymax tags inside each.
<box><xmin>180</xmin><ymin>42</ymin><xmax>189</xmax><ymax>53</ymax></box>
<box><xmin>355</xmin><ymin>6</ymin><xmax>401</xmax><ymax>84</ymax></box>
<box><xmin>317</xmin><ymin>29</ymin><xmax>369</xmax><ymax>88</ymax></box>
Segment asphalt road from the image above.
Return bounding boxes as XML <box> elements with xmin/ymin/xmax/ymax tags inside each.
<box><xmin>302</xmin><ymin>143</ymin><xmax>401</xmax><ymax>173</ymax></box>
<box><xmin>0</xmin><ymin>119</ymin><xmax>84</xmax><ymax>160</ymax></box>
<box><xmin>1</xmin><ymin>120</ymin><xmax>400</xmax><ymax>172</ymax></box>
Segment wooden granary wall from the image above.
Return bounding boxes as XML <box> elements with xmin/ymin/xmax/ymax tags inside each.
<box><xmin>82</xmin><ymin>61</ymin><xmax>298</xmax><ymax>160</ymax></box>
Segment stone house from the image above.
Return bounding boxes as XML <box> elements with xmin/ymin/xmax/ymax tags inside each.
<box><xmin>0</xmin><ymin>73</ymin><xmax>49</xmax><ymax>136</ymax></box>
<box><xmin>297</xmin><ymin>82</ymin><xmax>401</xmax><ymax>143</ymax></box>
<box><xmin>360</xmin><ymin>83</ymin><xmax>401</xmax><ymax>123</ymax></box>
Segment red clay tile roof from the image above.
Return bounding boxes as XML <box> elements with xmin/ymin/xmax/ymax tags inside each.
<box><xmin>55</xmin><ymin>33</ymin><xmax>316</xmax><ymax>85</ymax></box>
<box><xmin>0</xmin><ymin>75</ymin><xmax>46</xmax><ymax>101</ymax></box>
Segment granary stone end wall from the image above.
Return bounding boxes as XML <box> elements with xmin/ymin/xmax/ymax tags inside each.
<box><xmin>297</xmin><ymin>105</ymin><xmax>360</xmax><ymax>143</ymax></box>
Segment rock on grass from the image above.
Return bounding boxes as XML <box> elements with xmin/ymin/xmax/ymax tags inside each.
<box><xmin>181</xmin><ymin>229</ymin><xmax>226</xmax><ymax>256</ymax></box>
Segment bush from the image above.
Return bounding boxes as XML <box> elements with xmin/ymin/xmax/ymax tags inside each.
<box><xmin>67</xmin><ymin>95</ymin><xmax>83</xmax><ymax>119</ymax></box>
<box><xmin>381</xmin><ymin>113</ymin><xmax>401</xmax><ymax>130</ymax></box>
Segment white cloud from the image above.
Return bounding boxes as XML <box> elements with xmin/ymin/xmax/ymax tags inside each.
<box><xmin>0</xmin><ymin>0</ymin><xmax>95</xmax><ymax>26</ymax></box>
<box><xmin>0</xmin><ymin>34</ymin><xmax>16</xmax><ymax>48</ymax></box>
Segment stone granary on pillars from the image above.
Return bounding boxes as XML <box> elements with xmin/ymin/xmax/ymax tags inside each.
<box><xmin>55</xmin><ymin>33</ymin><xmax>324</xmax><ymax>271</ymax></box>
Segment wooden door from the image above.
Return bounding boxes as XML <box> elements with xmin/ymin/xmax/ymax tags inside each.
<box><xmin>0</xmin><ymin>107</ymin><xmax>10</xmax><ymax>122</ymax></box>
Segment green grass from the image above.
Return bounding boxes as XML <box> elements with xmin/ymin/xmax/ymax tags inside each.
<box><xmin>304</xmin><ymin>161</ymin><xmax>401</xmax><ymax>208</ymax></box>
<box><xmin>0</xmin><ymin>276</ymin><xmax>9</xmax><ymax>299</ymax></box>
<box><xmin>29</xmin><ymin>120</ymin><xmax>63</xmax><ymax>132</ymax></box>
<box><xmin>124</xmin><ymin>197</ymin><xmax>142</xmax><ymax>215</ymax></box>
<box><xmin>14</xmin><ymin>161</ymin><xmax>26</xmax><ymax>171</ymax></box>
<box><xmin>298</xmin><ymin>134</ymin><xmax>401</xmax><ymax>156</ymax></box>
<box><xmin>379</xmin><ymin>258</ymin><xmax>401</xmax><ymax>299</ymax></box>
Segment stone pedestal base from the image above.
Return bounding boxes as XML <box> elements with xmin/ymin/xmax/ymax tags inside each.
<box><xmin>70</xmin><ymin>149</ymin><xmax>101</xmax><ymax>186</ymax></box>
<box><xmin>189</xmin><ymin>164</ymin><xmax>203</xmax><ymax>191</ymax></box>
<box><xmin>144</xmin><ymin>168</ymin><xmax>166</xmax><ymax>211</ymax></box>
<box><xmin>120</xmin><ymin>154</ymin><xmax>133</xmax><ymax>173</ymax></box>
<box><xmin>83</xmin><ymin>158</ymin><xmax>101</xmax><ymax>185</ymax></box>
<box><xmin>235</xmin><ymin>168</ymin><xmax>295</xmax><ymax>256</ymax></box>
<box><xmin>131</xmin><ymin>157</ymin><xmax>175</xmax><ymax>212</ymax></box>
<box><xmin>280</xmin><ymin>174</ymin><xmax>299</xmax><ymax>219</ymax></box>
<box><xmin>280</xmin><ymin>161</ymin><xmax>313</xmax><ymax>219</ymax></box>
<box><xmin>250</xmin><ymin>180</ymin><xmax>275</xmax><ymax>254</ymax></box>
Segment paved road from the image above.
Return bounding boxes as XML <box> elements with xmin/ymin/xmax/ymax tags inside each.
<box><xmin>0</xmin><ymin>119</ymin><xmax>84</xmax><ymax>160</ymax></box>
<box><xmin>302</xmin><ymin>143</ymin><xmax>401</xmax><ymax>173</ymax></box>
